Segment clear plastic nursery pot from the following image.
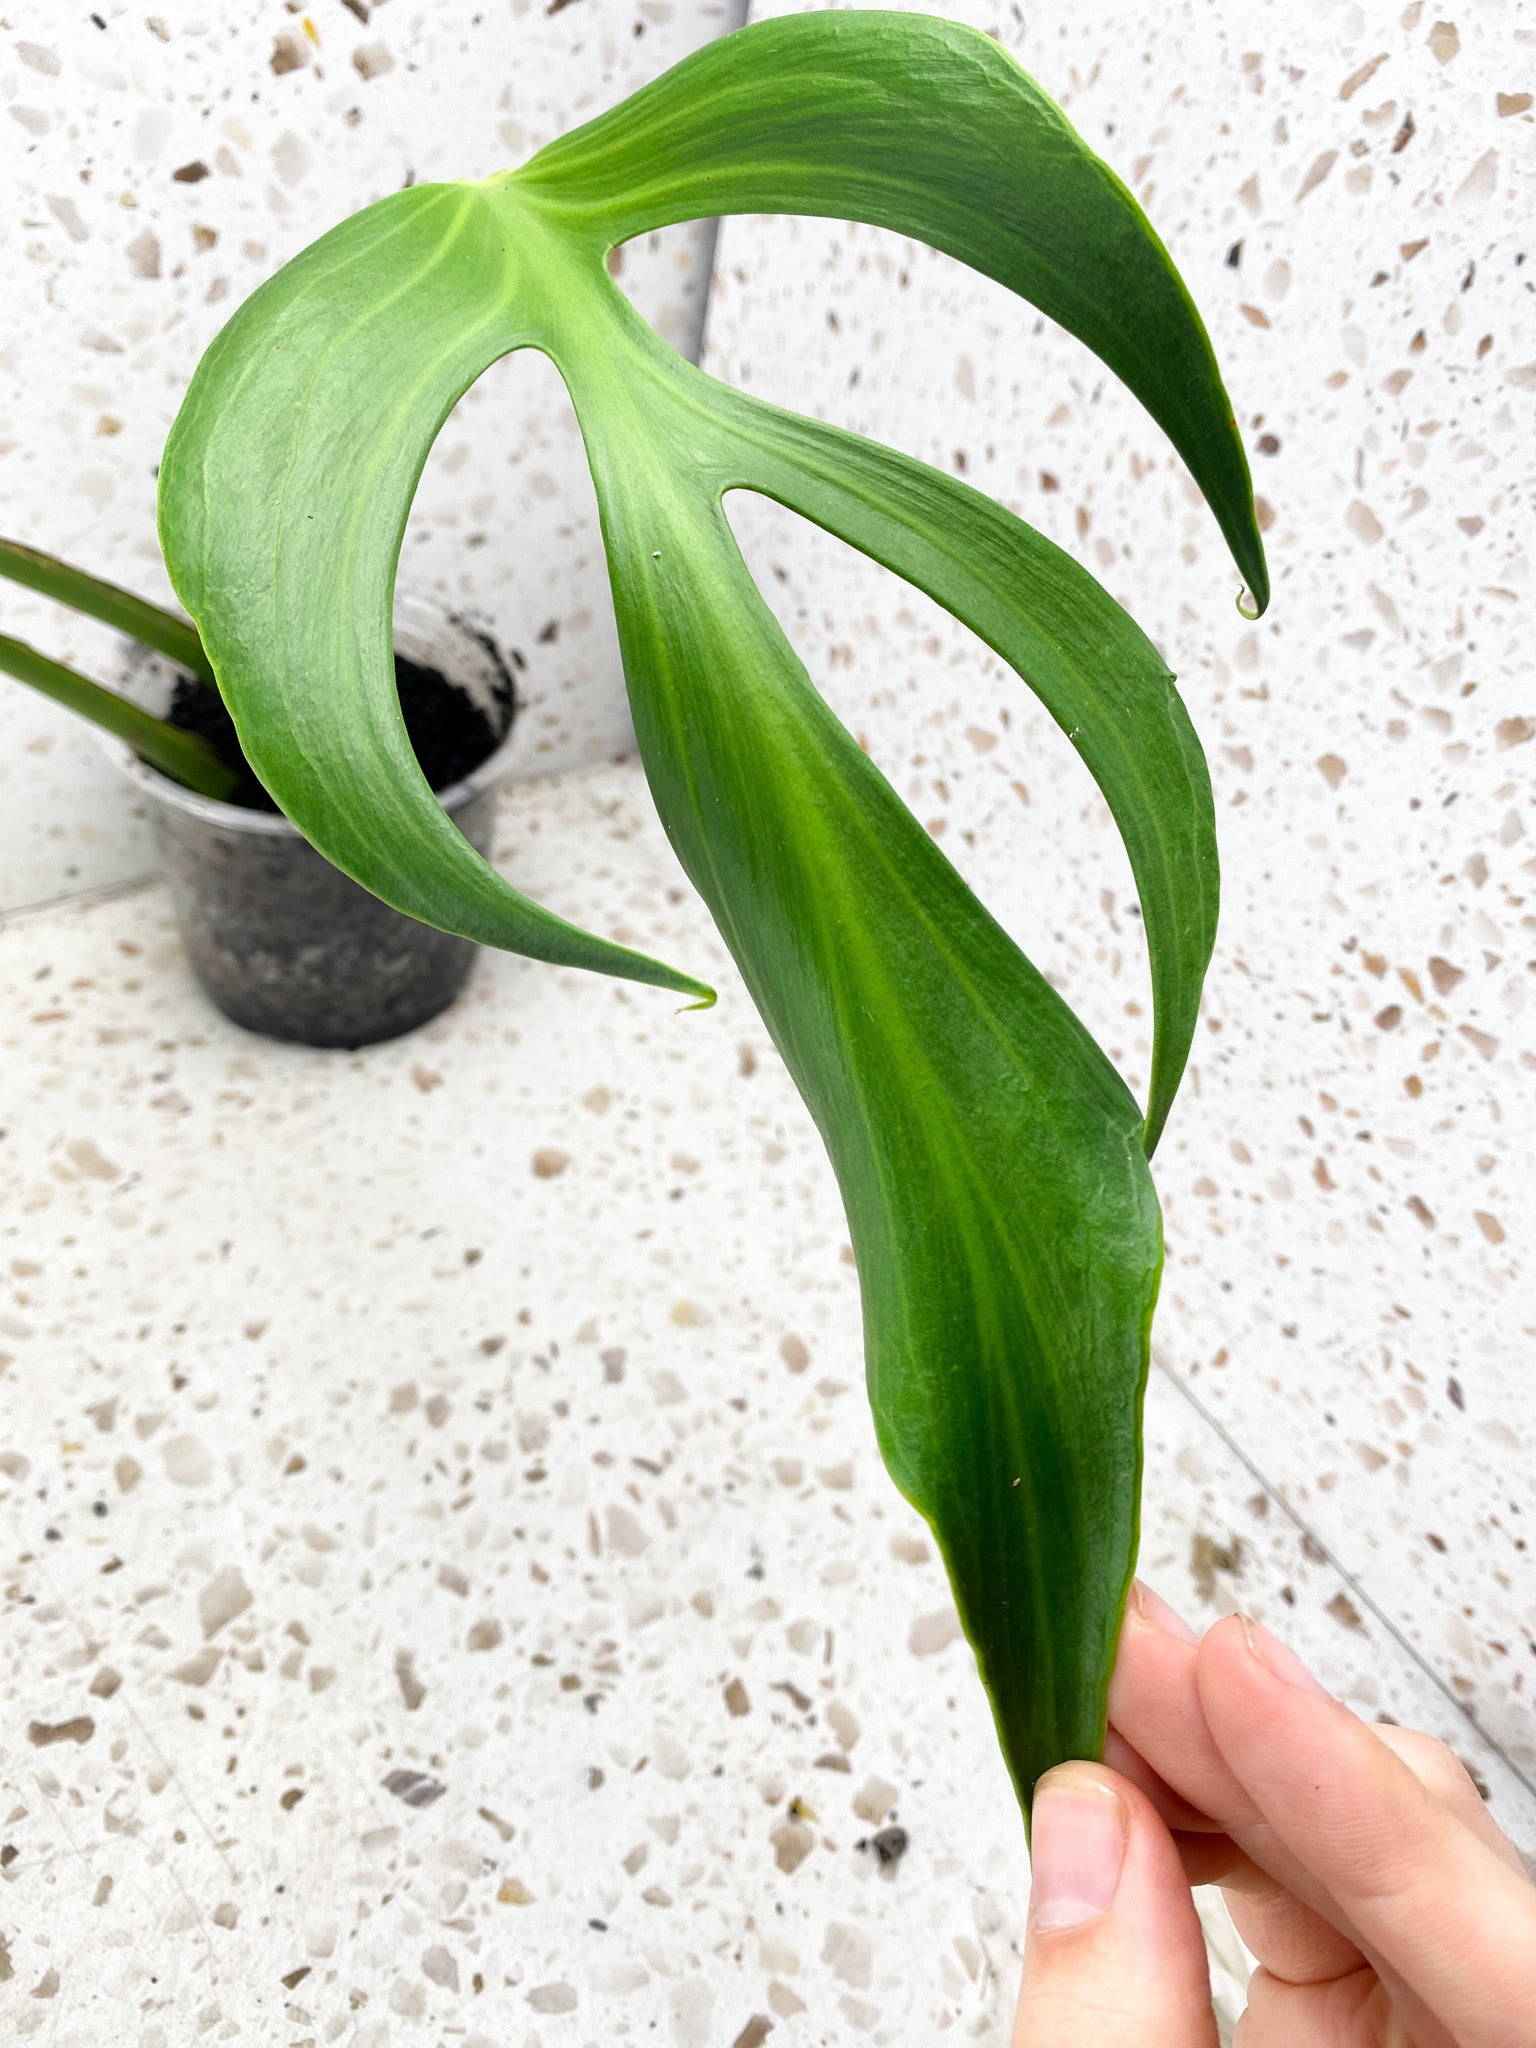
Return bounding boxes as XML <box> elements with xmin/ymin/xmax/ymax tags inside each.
<box><xmin>111</xmin><ymin>599</ymin><xmax>517</xmax><ymax>1049</ymax></box>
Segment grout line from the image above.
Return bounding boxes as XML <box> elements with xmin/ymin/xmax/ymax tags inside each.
<box><xmin>1153</xmin><ymin>1348</ymin><xmax>1536</xmax><ymax>1807</ymax></box>
<box><xmin>690</xmin><ymin>0</ymin><xmax>753</xmax><ymax>370</ymax></box>
<box><xmin>687</xmin><ymin>217</ymin><xmax>727</xmax><ymax>367</ymax></box>
<box><xmin>0</xmin><ymin>870</ymin><xmax>158</xmax><ymax>933</ymax></box>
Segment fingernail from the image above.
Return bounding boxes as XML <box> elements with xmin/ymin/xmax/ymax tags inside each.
<box><xmin>1029</xmin><ymin>1771</ymin><xmax>1127</xmax><ymax>1931</ymax></box>
<box><xmin>1241</xmin><ymin>1614</ymin><xmax>1332</xmax><ymax>1698</ymax></box>
<box><xmin>1130</xmin><ymin>1577</ymin><xmax>1200</xmax><ymax>1644</ymax></box>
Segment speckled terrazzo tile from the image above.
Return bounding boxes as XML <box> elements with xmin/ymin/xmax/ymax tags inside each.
<box><xmin>2</xmin><ymin>759</ymin><xmax>1530</xmax><ymax>2041</ymax></box>
<box><xmin>0</xmin><ymin>762</ymin><xmax>1015</xmax><ymax>2044</ymax></box>
<box><xmin>1</xmin><ymin>0</ymin><xmax>746</xmax><ymax>914</ymax></box>
<box><xmin>1139</xmin><ymin>1364</ymin><xmax>1534</xmax><ymax>1867</ymax></box>
<box><xmin>706</xmin><ymin>0</ymin><xmax>1535</xmax><ymax>1810</ymax></box>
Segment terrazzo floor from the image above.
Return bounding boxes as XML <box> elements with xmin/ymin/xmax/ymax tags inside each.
<box><xmin>2</xmin><ymin>761</ymin><xmax>1531</xmax><ymax>2046</ymax></box>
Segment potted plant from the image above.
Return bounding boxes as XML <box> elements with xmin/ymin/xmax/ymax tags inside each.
<box><xmin>156</xmin><ymin>10</ymin><xmax>1266</xmax><ymax>1818</ymax></box>
<box><xmin>0</xmin><ymin>540</ymin><xmax>522</xmax><ymax>1046</ymax></box>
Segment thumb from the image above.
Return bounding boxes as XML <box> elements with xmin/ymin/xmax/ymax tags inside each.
<box><xmin>1012</xmin><ymin>1762</ymin><xmax>1219</xmax><ymax>2048</ymax></box>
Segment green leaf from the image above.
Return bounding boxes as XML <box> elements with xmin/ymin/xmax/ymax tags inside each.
<box><xmin>523</xmin><ymin>9</ymin><xmax>1267</xmax><ymax>616</ymax></box>
<box><xmin>0</xmin><ymin>630</ymin><xmax>243</xmax><ymax>800</ymax></box>
<box><xmin>159</xmin><ymin>11</ymin><xmax>1265</xmax><ymax>1812</ymax></box>
<box><xmin>1</xmin><ymin>535</ymin><xmax>215</xmax><ymax>684</ymax></box>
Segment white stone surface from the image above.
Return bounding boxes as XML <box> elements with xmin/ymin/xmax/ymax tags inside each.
<box><xmin>706</xmin><ymin>0</ymin><xmax>1535</xmax><ymax>1804</ymax></box>
<box><xmin>1</xmin><ymin>0</ymin><xmax>744</xmax><ymax>914</ymax></box>
<box><xmin>1</xmin><ymin>762</ymin><xmax>1530</xmax><ymax>2042</ymax></box>
<box><xmin>3</xmin><ymin>0</ymin><xmax>1534</xmax><ymax>2035</ymax></box>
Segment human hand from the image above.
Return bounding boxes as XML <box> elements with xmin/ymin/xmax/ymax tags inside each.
<box><xmin>1011</xmin><ymin>1586</ymin><xmax>1536</xmax><ymax>2046</ymax></box>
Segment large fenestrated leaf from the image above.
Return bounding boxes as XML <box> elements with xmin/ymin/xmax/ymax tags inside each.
<box><xmin>159</xmin><ymin>11</ymin><xmax>1265</xmax><ymax>1813</ymax></box>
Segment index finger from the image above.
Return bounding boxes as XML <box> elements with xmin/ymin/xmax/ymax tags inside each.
<box><xmin>1108</xmin><ymin>1583</ymin><xmax>1374</xmax><ymax>1986</ymax></box>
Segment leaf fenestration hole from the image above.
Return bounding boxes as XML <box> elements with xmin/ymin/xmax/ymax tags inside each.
<box><xmin>602</xmin><ymin>220</ymin><xmax>719</xmax><ymax>364</ymax></box>
<box><xmin>404</xmin><ymin>344</ymin><xmax>630</xmax><ymax>777</ymax></box>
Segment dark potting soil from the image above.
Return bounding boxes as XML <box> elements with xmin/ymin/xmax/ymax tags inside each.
<box><xmin>167</xmin><ymin>654</ymin><xmax>501</xmax><ymax>813</ymax></box>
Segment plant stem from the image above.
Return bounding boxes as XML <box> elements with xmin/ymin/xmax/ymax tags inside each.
<box><xmin>0</xmin><ymin>633</ymin><xmax>245</xmax><ymax>802</ymax></box>
<box><xmin>0</xmin><ymin>536</ymin><xmax>215</xmax><ymax>685</ymax></box>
